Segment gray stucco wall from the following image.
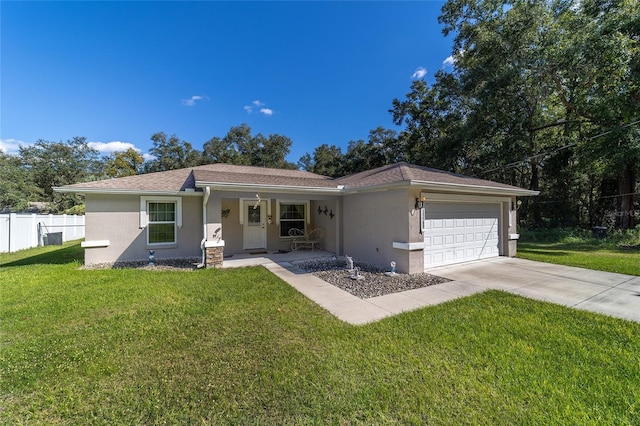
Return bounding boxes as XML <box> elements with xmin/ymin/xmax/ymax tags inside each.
<box><xmin>342</xmin><ymin>189</ymin><xmax>413</xmax><ymax>273</ymax></box>
<box><xmin>310</xmin><ymin>199</ymin><xmax>340</xmax><ymax>255</ymax></box>
<box><xmin>83</xmin><ymin>194</ymin><xmax>202</xmax><ymax>265</ymax></box>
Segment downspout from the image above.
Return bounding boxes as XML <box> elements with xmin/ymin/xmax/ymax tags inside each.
<box><xmin>199</xmin><ymin>186</ymin><xmax>211</xmax><ymax>268</ymax></box>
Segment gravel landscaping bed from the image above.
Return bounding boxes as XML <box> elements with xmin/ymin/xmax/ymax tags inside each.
<box><xmin>80</xmin><ymin>258</ymin><xmax>202</xmax><ymax>271</ymax></box>
<box><xmin>292</xmin><ymin>257</ymin><xmax>450</xmax><ymax>299</ymax></box>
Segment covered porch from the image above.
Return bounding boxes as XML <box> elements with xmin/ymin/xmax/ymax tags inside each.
<box><xmin>199</xmin><ymin>186</ymin><xmax>343</xmax><ymax>268</ymax></box>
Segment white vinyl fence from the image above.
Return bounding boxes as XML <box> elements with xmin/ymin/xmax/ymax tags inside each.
<box><xmin>0</xmin><ymin>213</ymin><xmax>85</xmax><ymax>253</ymax></box>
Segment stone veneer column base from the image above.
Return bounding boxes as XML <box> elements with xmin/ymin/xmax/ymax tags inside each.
<box><xmin>205</xmin><ymin>246</ymin><xmax>224</xmax><ymax>268</ymax></box>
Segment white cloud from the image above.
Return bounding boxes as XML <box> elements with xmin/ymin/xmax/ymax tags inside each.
<box><xmin>142</xmin><ymin>153</ymin><xmax>156</xmax><ymax>162</ymax></box>
<box><xmin>443</xmin><ymin>50</ymin><xmax>465</xmax><ymax>68</ymax></box>
<box><xmin>0</xmin><ymin>138</ymin><xmax>28</xmax><ymax>154</ymax></box>
<box><xmin>88</xmin><ymin>141</ymin><xmax>141</xmax><ymax>154</ymax></box>
<box><xmin>181</xmin><ymin>95</ymin><xmax>209</xmax><ymax>106</ymax></box>
<box><xmin>411</xmin><ymin>67</ymin><xmax>427</xmax><ymax>79</ymax></box>
<box><xmin>244</xmin><ymin>100</ymin><xmax>273</xmax><ymax>116</ymax></box>
<box><xmin>443</xmin><ymin>55</ymin><xmax>455</xmax><ymax>67</ymax></box>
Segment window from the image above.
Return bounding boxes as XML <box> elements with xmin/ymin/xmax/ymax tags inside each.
<box><xmin>140</xmin><ymin>196</ymin><xmax>182</xmax><ymax>245</ymax></box>
<box><xmin>147</xmin><ymin>202</ymin><xmax>176</xmax><ymax>244</ymax></box>
<box><xmin>279</xmin><ymin>203</ymin><xmax>306</xmax><ymax>237</ymax></box>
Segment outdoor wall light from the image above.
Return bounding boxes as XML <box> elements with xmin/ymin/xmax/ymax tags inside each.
<box><xmin>415</xmin><ymin>196</ymin><xmax>426</xmax><ymax>210</ymax></box>
<box><xmin>512</xmin><ymin>199</ymin><xmax>523</xmax><ymax>211</ymax></box>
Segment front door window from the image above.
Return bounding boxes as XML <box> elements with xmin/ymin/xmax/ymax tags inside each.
<box><xmin>248</xmin><ymin>205</ymin><xmax>261</xmax><ymax>226</ymax></box>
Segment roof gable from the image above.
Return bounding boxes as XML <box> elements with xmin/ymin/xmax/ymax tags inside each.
<box><xmin>335</xmin><ymin>162</ymin><xmax>526</xmax><ymax>192</ymax></box>
<box><xmin>193</xmin><ymin>163</ymin><xmax>336</xmax><ymax>188</ymax></box>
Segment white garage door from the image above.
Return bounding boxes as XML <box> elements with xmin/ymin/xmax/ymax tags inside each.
<box><xmin>423</xmin><ymin>203</ymin><xmax>501</xmax><ymax>268</ymax></box>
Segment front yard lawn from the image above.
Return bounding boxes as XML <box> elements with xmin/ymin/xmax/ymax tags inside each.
<box><xmin>517</xmin><ymin>229</ymin><xmax>640</xmax><ymax>275</ymax></box>
<box><xmin>2</xmin><ymin>242</ymin><xmax>640</xmax><ymax>424</ymax></box>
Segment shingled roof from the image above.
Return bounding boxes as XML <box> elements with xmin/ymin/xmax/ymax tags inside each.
<box><xmin>335</xmin><ymin>162</ymin><xmax>525</xmax><ymax>191</ymax></box>
<box><xmin>193</xmin><ymin>164</ymin><xmax>336</xmax><ymax>189</ymax></box>
<box><xmin>55</xmin><ymin>162</ymin><xmax>536</xmax><ymax>196</ymax></box>
<box><xmin>56</xmin><ymin>167</ymin><xmax>197</xmax><ymax>193</ymax></box>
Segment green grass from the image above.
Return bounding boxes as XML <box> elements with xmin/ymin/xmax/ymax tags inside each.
<box><xmin>518</xmin><ymin>228</ymin><xmax>640</xmax><ymax>275</ymax></box>
<box><xmin>2</xmin><ymin>243</ymin><xmax>640</xmax><ymax>424</ymax></box>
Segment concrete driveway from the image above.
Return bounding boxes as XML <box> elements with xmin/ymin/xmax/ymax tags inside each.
<box><xmin>428</xmin><ymin>257</ymin><xmax>640</xmax><ymax>323</ymax></box>
<box><xmin>265</xmin><ymin>256</ymin><xmax>640</xmax><ymax>325</ymax></box>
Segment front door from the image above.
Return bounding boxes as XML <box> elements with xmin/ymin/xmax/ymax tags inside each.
<box><xmin>243</xmin><ymin>200</ymin><xmax>267</xmax><ymax>249</ymax></box>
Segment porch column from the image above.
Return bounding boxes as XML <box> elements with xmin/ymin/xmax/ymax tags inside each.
<box><xmin>204</xmin><ymin>188</ymin><xmax>225</xmax><ymax>268</ymax></box>
<box><xmin>205</xmin><ymin>240</ymin><xmax>225</xmax><ymax>268</ymax></box>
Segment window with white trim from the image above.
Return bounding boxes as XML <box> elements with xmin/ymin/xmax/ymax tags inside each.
<box><xmin>140</xmin><ymin>196</ymin><xmax>182</xmax><ymax>245</ymax></box>
<box><xmin>279</xmin><ymin>203</ymin><xmax>306</xmax><ymax>237</ymax></box>
<box><xmin>148</xmin><ymin>201</ymin><xmax>176</xmax><ymax>244</ymax></box>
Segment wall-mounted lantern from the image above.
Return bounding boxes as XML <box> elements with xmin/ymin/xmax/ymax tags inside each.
<box><xmin>415</xmin><ymin>196</ymin><xmax>426</xmax><ymax>235</ymax></box>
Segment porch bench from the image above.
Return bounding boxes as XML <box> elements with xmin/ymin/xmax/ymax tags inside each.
<box><xmin>289</xmin><ymin>228</ymin><xmax>324</xmax><ymax>251</ymax></box>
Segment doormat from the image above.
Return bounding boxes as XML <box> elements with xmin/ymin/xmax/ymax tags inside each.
<box><xmin>250</xmin><ymin>251</ymin><xmax>268</xmax><ymax>255</ymax></box>
<box><xmin>276</xmin><ymin>250</ymin><xmax>289</xmax><ymax>254</ymax></box>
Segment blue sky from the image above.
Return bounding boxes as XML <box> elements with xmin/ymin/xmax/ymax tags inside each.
<box><xmin>1</xmin><ymin>1</ymin><xmax>454</xmax><ymax>164</ymax></box>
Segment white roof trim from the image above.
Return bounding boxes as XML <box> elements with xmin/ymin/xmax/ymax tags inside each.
<box><xmin>53</xmin><ymin>187</ymin><xmax>203</xmax><ymax>196</ymax></box>
<box><xmin>195</xmin><ymin>181</ymin><xmax>343</xmax><ymax>194</ymax></box>
<box><xmin>412</xmin><ymin>180</ymin><xmax>539</xmax><ymax>196</ymax></box>
<box><xmin>341</xmin><ymin>180</ymin><xmax>538</xmax><ymax>196</ymax></box>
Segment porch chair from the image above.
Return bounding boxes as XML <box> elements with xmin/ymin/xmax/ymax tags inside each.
<box><xmin>289</xmin><ymin>228</ymin><xmax>324</xmax><ymax>251</ymax></box>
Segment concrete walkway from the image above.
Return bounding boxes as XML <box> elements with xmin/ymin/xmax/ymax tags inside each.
<box><xmin>254</xmin><ymin>257</ymin><xmax>640</xmax><ymax>325</ymax></box>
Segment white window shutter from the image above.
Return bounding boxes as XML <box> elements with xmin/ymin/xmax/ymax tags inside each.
<box><xmin>140</xmin><ymin>198</ymin><xmax>147</xmax><ymax>228</ymax></box>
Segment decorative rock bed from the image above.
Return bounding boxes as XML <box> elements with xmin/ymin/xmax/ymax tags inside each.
<box><xmin>80</xmin><ymin>258</ymin><xmax>202</xmax><ymax>271</ymax></box>
<box><xmin>292</xmin><ymin>257</ymin><xmax>450</xmax><ymax>299</ymax></box>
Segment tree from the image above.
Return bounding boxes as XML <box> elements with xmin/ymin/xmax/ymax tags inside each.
<box><xmin>104</xmin><ymin>148</ymin><xmax>145</xmax><ymax>178</ymax></box>
<box><xmin>202</xmin><ymin>136</ymin><xmax>238</xmax><ymax>164</ymax></box>
<box><xmin>19</xmin><ymin>137</ymin><xmax>102</xmax><ymax>212</ymax></box>
<box><xmin>298</xmin><ymin>144</ymin><xmax>345</xmax><ymax>177</ymax></box>
<box><xmin>391</xmin><ymin>76</ymin><xmax>465</xmax><ymax>171</ymax></box>
<box><xmin>144</xmin><ymin>132</ymin><xmax>203</xmax><ymax>172</ymax></box>
<box><xmin>0</xmin><ymin>152</ymin><xmax>41</xmax><ymax>212</ymax></box>
<box><xmin>223</xmin><ymin>124</ymin><xmax>254</xmax><ymax>166</ymax></box>
<box><xmin>260</xmin><ymin>134</ymin><xmax>296</xmax><ymax>169</ymax></box>
<box><xmin>204</xmin><ymin>124</ymin><xmax>296</xmax><ymax>168</ymax></box>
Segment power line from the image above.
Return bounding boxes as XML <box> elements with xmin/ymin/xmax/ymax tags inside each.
<box><xmin>529</xmin><ymin>191</ymin><xmax>640</xmax><ymax>205</ymax></box>
<box><xmin>476</xmin><ymin>118</ymin><xmax>640</xmax><ymax>177</ymax></box>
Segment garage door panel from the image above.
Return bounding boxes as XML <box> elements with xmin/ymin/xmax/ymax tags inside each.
<box><xmin>424</xmin><ymin>203</ymin><xmax>501</xmax><ymax>268</ymax></box>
